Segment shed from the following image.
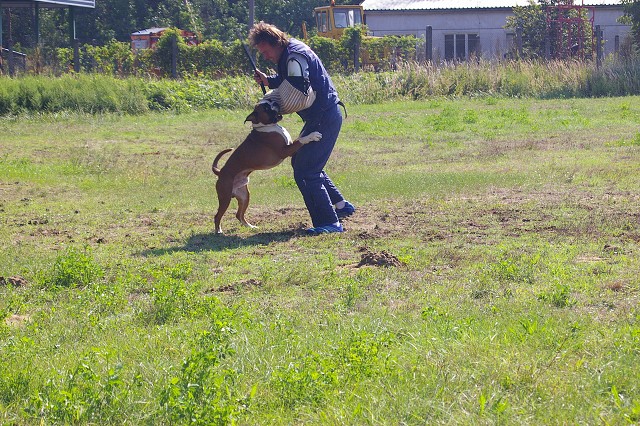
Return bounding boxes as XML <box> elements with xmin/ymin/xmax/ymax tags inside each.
<box><xmin>360</xmin><ymin>0</ymin><xmax>631</xmax><ymax>60</ymax></box>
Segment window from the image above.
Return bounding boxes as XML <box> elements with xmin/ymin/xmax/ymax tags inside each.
<box><xmin>333</xmin><ymin>8</ymin><xmax>363</xmax><ymax>29</ymax></box>
<box><xmin>455</xmin><ymin>33</ymin><xmax>466</xmax><ymax>59</ymax></box>
<box><xmin>468</xmin><ymin>34</ymin><xmax>480</xmax><ymax>58</ymax></box>
<box><xmin>316</xmin><ymin>11</ymin><xmax>329</xmax><ymax>33</ymax></box>
<box><xmin>445</xmin><ymin>34</ymin><xmax>480</xmax><ymax>60</ymax></box>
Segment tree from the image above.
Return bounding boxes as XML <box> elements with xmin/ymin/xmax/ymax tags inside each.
<box><xmin>506</xmin><ymin>0</ymin><xmax>595</xmax><ymax>60</ymax></box>
<box><xmin>4</xmin><ymin>0</ymin><xmax>365</xmax><ymax>51</ymax></box>
<box><xmin>505</xmin><ymin>0</ymin><xmax>549</xmax><ymax>58</ymax></box>
<box><xmin>620</xmin><ymin>0</ymin><xmax>640</xmax><ymax>48</ymax></box>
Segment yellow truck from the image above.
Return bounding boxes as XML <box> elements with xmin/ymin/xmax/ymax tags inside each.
<box><xmin>313</xmin><ymin>1</ymin><xmax>364</xmax><ymax>40</ymax></box>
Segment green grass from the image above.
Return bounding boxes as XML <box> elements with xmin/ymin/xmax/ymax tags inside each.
<box><xmin>1</xmin><ymin>96</ymin><xmax>640</xmax><ymax>424</ymax></box>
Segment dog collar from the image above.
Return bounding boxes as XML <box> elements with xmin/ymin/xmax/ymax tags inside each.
<box><xmin>252</xmin><ymin>123</ymin><xmax>293</xmax><ymax>145</ymax></box>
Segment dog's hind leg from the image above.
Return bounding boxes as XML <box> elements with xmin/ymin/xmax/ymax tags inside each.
<box><xmin>234</xmin><ymin>185</ymin><xmax>255</xmax><ymax>228</ymax></box>
<box><xmin>214</xmin><ymin>178</ymin><xmax>234</xmax><ymax>234</ymax></box>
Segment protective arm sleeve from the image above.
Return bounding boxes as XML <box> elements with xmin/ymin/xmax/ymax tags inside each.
<box><xmin>275</xmin><ymin>53</ymin><xmax>315</xmax><ymax>114</ymax></box>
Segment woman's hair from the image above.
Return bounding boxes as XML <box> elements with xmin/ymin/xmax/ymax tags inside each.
<box><xmin>248</xmin><ymin>21</ymin><xmax>289</xmax><ymax>48</ymax></box>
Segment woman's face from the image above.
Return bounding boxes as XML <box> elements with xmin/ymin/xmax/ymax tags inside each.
<box><xmin>256</xmin><ymin>42</ymin><xmax>284</xmax><ymax>63</ymax></box>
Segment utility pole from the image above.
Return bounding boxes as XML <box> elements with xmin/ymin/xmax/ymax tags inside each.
<box><xmin>248</xmin><ymin>0</ymin><xmax>254</xmax><ymax>32</ymax></box>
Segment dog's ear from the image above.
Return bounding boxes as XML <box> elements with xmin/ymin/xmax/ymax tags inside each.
<box><xmin>245</xmin><ymin>111</ymin><xmax>257</xmax><ymax>123</ymax></box>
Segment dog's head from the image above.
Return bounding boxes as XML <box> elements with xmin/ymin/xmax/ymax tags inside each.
<box><xmin>245</xmin><ymin>100</ymin><xmax>282</xmax><ymax>125</ymax></box>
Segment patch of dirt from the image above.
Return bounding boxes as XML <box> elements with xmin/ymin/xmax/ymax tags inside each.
<box><xmin>357</xmin><ymin>247</ymin><xmax>403</xmax><ymax>268</ymax></box>
<box><xmin>213</xmin><ymin>278</ymin><xmax>262</xmax><ymax>293</ymax></box>
<box><xmin>0</xmin><ymin>276</ymin><xmax>28</xmax><ymax>287</ymax></box>
<box><xmin>5</xmin><ymin>314</ymin><xmax>30</xmax><ymax>327</ymax></box>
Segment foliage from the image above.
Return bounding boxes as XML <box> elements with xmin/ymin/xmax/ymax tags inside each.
<box><xmin>26</xmin><ymin>350</ymin><xmax>130</xmax><ymax>424</ymax></box>
<box><xmin>160</xmin><ymin>313</ymin><xmax>248</xmax><ymax>425</ymax></box>
<box><xmin>153</xmin><ymin>28</ymin><xmax>189</xmax><ymax>77</ymax></box>
<box><xmin>45</xmin><ymin>246</ymin><xmax>104</xmax><ymax>288</ymax></box>
<box><xmin>3</xmin><ymin>57</ymin><xmax>640</xmax><ymax>116</ymax></box>
<box><xmin>5</xmin><ymin>0</ymin><xmax>358</xmax><ymax>52</ymax></box>
<box><xmin>0</xmin><ymin>74</ymin><xmax>149</xmax><ymax>115</ymax></box>
<box><xmin>308</xmin><ymin>35</ymin><xmax>344</xmax><ymax>72</ymax></box>
<box><xmin>56</xmin><ymin>40</ymin><xmax>136</xmax><ymax>75</ymax></box>
<box><xmin>621</xmin><ymin>0</ymin><xmax>640</xmax><ymax>48</ymax></box>
<box><xmin>505</xmin><ymin>0</ymin><xmax>549</xmax><ymax>58</ymax></box>
<box><xmin>506</xmin><ymin>0</ymin><xmax>596</xmax><ymax>59</ymax></box>
<box><xmin>336</xmin><ymin>26</ymin><xmax>418</xmax><ymax>71</ymax></box>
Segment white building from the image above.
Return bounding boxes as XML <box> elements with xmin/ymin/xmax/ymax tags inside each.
<box><xmin>360</xmin><ymin>0</ymin><xmax>631</xmax><ymax>60</ymax></box>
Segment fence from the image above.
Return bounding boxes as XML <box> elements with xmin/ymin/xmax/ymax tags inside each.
<box><xmin>0</xmin><ymin>47</ymin><xmax>27</xmax><ymax>74</ymax></box>
<box><xmin>0</xmin><ymin>29</ymin><xmax>622</xmax><ymax>79</ymax></box>
<box><xmin>0</xmin><ymin>32</ymin><xmax>421</xmax><ymax>78</ymax></box>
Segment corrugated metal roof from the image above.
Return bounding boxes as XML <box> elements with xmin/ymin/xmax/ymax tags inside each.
<box><xmin>131</xmin><ymin>28</ymin><xmax>170</xmax><ymax>36</ymax></box>
<box><xmin>0</xmin><ymin>0</ymin><xmax>94</xmax><ymax>7</ymax></box>
<box><xmin>361</xmin><ymin>0</ymin><xmax>622</xmax><ymax>11</ymax></box>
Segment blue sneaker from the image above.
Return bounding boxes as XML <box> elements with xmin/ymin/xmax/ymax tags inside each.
<box><xmin>306</xmin><ymin>223</ymin><xmax>344</xmax><ymax>235</ymax></box>
<box><xmin>335</xmin><ymin>201</ymin><xmax>355</xmax><ymax>219</ymax></box>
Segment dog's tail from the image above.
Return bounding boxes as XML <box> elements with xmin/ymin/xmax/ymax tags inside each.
<box><xmin>212</xmin><ymin>149</ymin><xmax>233</xmax><ymax>176</ymax></box>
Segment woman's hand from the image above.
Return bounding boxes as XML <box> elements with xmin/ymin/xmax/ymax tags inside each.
<box><xmin>254</xmin><ymin>70</ymin><xmax>268</xmax><ymax>87</ymax></box>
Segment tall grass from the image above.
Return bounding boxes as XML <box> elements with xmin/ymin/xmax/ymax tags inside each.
<box><xmin>1</xmin><ymin>56</ymin><xmax>639</xmax><ymax>116</ymax></box>
<box><xmin>337</xmin><ymin>57</ymin><xmax>640</xmax><ymax>103</ymax></box>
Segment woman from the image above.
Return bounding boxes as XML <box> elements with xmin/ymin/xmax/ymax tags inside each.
<box><xmin>249</xmin><ymin>21</ymin><xmax>355</xmax><ymax>235</ymax></box>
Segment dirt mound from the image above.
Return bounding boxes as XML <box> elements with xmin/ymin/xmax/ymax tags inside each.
<box><xmin>214</xmin><ymin>278</ymin><xmax>262</xmax><ymax>293</ymax></box>
<box><xmin>357</xmin><ymin>247</ymin><xmax>403</xmax><ymax>268</ymax></box>
<box><xmin>0</xmin><ymin>276</ymin><xmax>28</xmax><ymax>287</ymax></box>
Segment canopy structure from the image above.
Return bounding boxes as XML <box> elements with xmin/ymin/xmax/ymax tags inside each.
<box><xmin>1</xmin><ymin>0</ymin><xmax>95</xmax><ymax>47</ymax></box>
<box><xmin>1</xmin><ymin>0</ymin><xmax>95</xmax><ymax>73</ymax></box>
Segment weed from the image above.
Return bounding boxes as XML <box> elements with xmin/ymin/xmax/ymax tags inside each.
<box><xmin>44</xmin><ymin>246</ymin><xmax>104</xmax><ymax>288</ymax></box>
<box><xmin>538</xmin><ymin>283</ymin><xmax>576</xmax><ymax>308</ymax></box>
<box><xmin>270</xmin><ymin>330</ymin><xmax>393</xmax><ymax>409</ymax></box>
<box><xmin>25</xmin><ymin>349</ymin><xmax>129</xmax><ymax>424</ymax></box>
<box><xmin>160</xmin><ymin>312</ymin><xmax>248</xmax><ymax>425</ymax></box>
<box><xmin>482</xmin><ymin>248</ymin><xmax>540</xmax><ymax>285</ymax></box>
<box><xmin>340</xmin><ymin>272</ymin><xmax>373</xmax><ymax>309</ymax></box>
<box><xmin>147</xmin><ymin>277</ymin><xmax>195</xmax><ymax>324</ymax></box>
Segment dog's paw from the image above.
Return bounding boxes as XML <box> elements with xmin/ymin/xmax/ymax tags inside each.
<box><xmin>299</xmin><ymin>131</ymin><xmax>323</xmax><ymax>145</ymax></box>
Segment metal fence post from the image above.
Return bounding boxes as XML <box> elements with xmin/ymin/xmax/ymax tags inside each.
<box><xmin>426</xmin><ymin>26</ymin><xmax>433</xmax><ymax>62</ymax></box>
<box><xmin>596</xmin><ymin>25</ymin><xmax>602</xmax><ymax>68</ymax></box>
<box><xmin>73</xmin><ymin>38</ymin><xmax>80</xmax><ymax>72</ymax></box>
<box><xmin>354</xmin><ymin>37</ymin><xmax>360</xmax><ymax>72</ymax></box>
<box><xmin>171</xmin><ymin>34</ymin><xmax>178</xmax><ymax>78</ymax></box>
<box><xmin>0</xmin><ymin>5</ymin><xmax>3</xmax><ymax>56</ymax></box>
<box><xmin>8</xmin><ymin>38</ymin><xmax>15</xmax><ymax>76</ymax></box>
<box><xmin>545</xmin><ymin>36</ymin><xmax>551</xmax><ymax>60</ymax></box>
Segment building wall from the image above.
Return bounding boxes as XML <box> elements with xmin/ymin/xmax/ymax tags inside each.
<box><xmin>595</xmin><ymin>7</ymin><xmax>633</xmax><ymax>54</ymax></box>
<box><xmin>364</xmin><ymin>7</ymin><xmax>631</xmax><ymax>60</ymax></box>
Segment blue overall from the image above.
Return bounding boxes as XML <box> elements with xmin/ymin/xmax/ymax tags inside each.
<box><xmin>267</xmin><ymin>39</ymin><xmax>346</xmax><ymax>227</ymax></box>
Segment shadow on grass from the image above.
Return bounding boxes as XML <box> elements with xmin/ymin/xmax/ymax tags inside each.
<box><xmin>139</xmin><ymin>230</ymin><xmax>299</xmax><ymax>256</ymax></box>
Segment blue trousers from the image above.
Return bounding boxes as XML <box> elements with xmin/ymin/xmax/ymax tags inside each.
<box><xmin>292</xmin><ymin>104</ymin><xmax>345</xmax><ymax>227</ymax></box>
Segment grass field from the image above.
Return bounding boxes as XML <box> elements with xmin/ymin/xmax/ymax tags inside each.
<box><xmin>1</xmin><ymin>96</ymin><xmax>639</xmax><ymax>424</ymax></box>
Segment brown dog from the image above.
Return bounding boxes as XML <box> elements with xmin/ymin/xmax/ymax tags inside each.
<box><xmin>211</xmin><ymin>102</ymin><xmax>321</xmax><ymax>234</ymax></box>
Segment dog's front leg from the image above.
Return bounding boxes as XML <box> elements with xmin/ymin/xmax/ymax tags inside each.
<box><xmin>283</xmin><ymin>131</ymin><xmax>323</xmax><ymax>156</ymax></box>
<box><xmin>297</xmin><ymin>131</ymin><xmax>323</xmax><ymax>145</ymax></box>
